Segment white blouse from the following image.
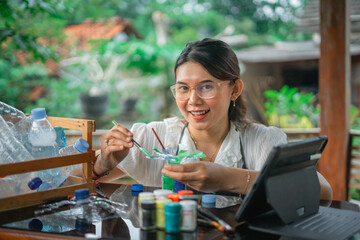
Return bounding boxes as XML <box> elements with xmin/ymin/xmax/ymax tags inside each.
<box><xmin>117</xmin><ymin>117</ymin><xmax>287</xmax><ymax>187</ymax></box>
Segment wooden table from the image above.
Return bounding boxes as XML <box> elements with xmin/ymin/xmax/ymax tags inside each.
<box><xmin>0</xmin><ymin>183</ymin><xmax>359</xmax><ymax>239</ymax></box>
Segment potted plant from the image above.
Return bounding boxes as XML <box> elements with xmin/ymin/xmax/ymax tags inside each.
<box><xmin>59</xmin><ymin>53</ymin><xmax>123</xmax><ymax>117</ymax></box>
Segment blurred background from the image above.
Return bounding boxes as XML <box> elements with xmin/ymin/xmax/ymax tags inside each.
<box><xmin>3</xmin><ymin>0</ymin><xmax>350</xmax><ymax>128</ymax></box>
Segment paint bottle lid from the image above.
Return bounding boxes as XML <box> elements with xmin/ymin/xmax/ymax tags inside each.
<box><xmin>165</xmin><ymin>202</ymin><xmax>181</xmax><ymax>212</ymax></box>
<box><xmin>180</xmin><ymin>200</ymin><xmax>197</xmax><ymax>210</ymax></box>
<box><xmin>131</xmin><ymin>184</ymin><xmax>144</xmax><ymax>192</ymax></box>
<box><xmin>153</xmin><ymin>189</ymin><xmax>172</xmax><ymax>199</ymax></box>
<box><xmin>202</xmin><ymin>194</ymin><xmax>216</xmax><ymax>208</ymax></box>
<box><xmin>178</xmin><ymin>190</ymin><xmax>193</xmax><ymax>196</ymax></box>
<box><xmin>168</xmin><ymin>193</ymin><xmax>180</xmax><ymax>202</ymax></box>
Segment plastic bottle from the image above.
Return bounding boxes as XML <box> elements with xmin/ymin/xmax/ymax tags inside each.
<box><xmin>54</xmin><ymin>126</ymin><xmax>66</xmax><ymax>150</ymax></box>
<box><xmin>0</xmin><ymin>101</ymin><xmax>25</xmax><ymax>127</ymax></box>
<box><xmin>73</xmin><ymin>188</ymin><xmax>92</xmax><ymax>221</ymax></box>
<box><xmin>48</xmin><ymin>138</ymin><xmax>90</xmax><ymax>188</ymax></box>
<box><xmin>28</xmin><ymin>108</ymin><xmax>58</xmax><ymax>159</ymax></box>
<box><xmin>0</xmin><ymin>115</ymin><xmax>33</xmax><ymax>163</ymax></box>
<box><xmin>59</xmin><ymin>138</ymin><xmax>89</xmax><ymax>156</ymax></box>
<box><xmin>28</xmin><ymin>108</ymin><xmax>59</xmax><ymax>190</ymax></box>
<box><xmin>0</xmin><ymin>115</ymin><xmax>40</xmax><ymax>198</ymax></box>
<box><xmin>0</xmin><ymin>102</ymin><xmax>33</xmax><ymax>149</ymax></box>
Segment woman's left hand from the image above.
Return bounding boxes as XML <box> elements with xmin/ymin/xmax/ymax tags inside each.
<box><xmin>161</xmin><ymin>161</ymin><xmax>231</xmax><ymax>192</ymax></box>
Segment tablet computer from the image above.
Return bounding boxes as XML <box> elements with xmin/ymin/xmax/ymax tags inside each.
<box><xmin>235</xmin><ymin>136</ymin><xmax>328</xmax><ymax>223</ymax></box>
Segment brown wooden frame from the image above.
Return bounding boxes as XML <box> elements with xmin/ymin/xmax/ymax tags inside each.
<box><xmin>0</xmin><ymin>117</ymin><xmax>96</xmax><ymax>212</ymax></box>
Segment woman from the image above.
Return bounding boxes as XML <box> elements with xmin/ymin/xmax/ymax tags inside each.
<box><xmin>87</xmin><ymin>38</ymin><xmax>332</xmax><ymax>200</ymax></box>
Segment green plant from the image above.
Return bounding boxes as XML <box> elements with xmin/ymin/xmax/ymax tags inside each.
<box><xmin>264</xmin><ymin>85</ymin><xmax>319</xmax><ymax>128</ymax></box>
<box><xmin>24</xmin><ymin>77</ymin><xmax>82</xmax><ymax>117</ymax></box>
<box><xmin>0</xmin><ymin>58</ymin><xmax>51</xmax><ymax>112</ymax></box>
<box><xmin>95</xmin><ymin>39</ymin><xmax>181</xmax><ymax>123</ymax></box>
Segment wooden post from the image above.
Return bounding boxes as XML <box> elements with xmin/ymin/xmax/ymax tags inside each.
<box><xmin>319</xmin><ymin>0</ymin><xmax>350</xmax><ymax>201</ymax></box>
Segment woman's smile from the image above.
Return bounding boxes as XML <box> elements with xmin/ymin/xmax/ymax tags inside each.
<box><xmin>189</xmin><ymin>109</ymin><xmax>210</xmax><ymax>120</ymax></box>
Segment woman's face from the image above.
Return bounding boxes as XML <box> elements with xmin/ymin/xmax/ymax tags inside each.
<box><xmin>175</xmin><ymin>61</ymin><xmax>238</xmax><ymax>131</ymax></box>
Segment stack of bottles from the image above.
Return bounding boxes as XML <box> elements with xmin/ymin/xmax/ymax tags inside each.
<box><xmin>0</xmin><ymin>101</ymin><xmax>90</xmax><ymax>198</ymax></box>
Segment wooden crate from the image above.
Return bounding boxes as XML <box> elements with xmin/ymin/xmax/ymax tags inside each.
<box><xmin>0</xmin><ymin>116</ymin><xmax>96</xmax><ymax>211</ymax></box>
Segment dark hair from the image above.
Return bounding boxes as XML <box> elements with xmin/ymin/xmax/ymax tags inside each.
<box><xmin>174</xmin><ymin>38</ymin><xmax>250</xmax><ymax>127</ymax></box>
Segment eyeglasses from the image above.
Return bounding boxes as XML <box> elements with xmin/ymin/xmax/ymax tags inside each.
<box><xmin>170</xmin><ymin>81</ymin><xmax>227</xmax><ymax>101</ymax></box>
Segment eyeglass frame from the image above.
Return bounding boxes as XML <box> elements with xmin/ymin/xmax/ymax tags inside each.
<box><xmin>169</xmin><ymin>80</ymin><xmax>230</xmax><ymax>101</ymax></box>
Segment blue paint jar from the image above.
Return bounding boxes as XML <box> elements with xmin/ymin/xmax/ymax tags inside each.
<box><xmin>164</xmin><ymin>202</ymin><xmax>182</xmax><ymax>233</ymax></box>
<box><xmin>202</xmin><ymin>194</ymin><xmax>216</xmax><ymax>208</ymax></box>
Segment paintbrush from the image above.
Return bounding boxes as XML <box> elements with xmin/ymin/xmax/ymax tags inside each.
<box><xmin>198</xmin><ymin>212</ymin><xmax>226</xmax><ymax>232</ymax></box>
<box><xmin>197</xmin><ymin>205</ymin><xmax>233</xmax><ymax>231</ymax></box>
<box><xmin>151</xmin><ymin>128</ymin><xmax>165</xmax><ymax>149</ymax></box>
<box><xmin>112</xmin><ymin>120</ymin><xmax>151</xmax><ymax>157</ymax></box>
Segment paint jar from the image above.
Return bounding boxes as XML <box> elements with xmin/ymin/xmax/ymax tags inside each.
<box><xmin>168</xmin><ymin>193</ymin><xmax>180</xmax><ymax>202</ymax></box>
<box><xmin>140</xmin><ymin>200</ymin><xmax>156</xmax><ymax>230</ymax></box>
<box><xmin>165</xmin><ymin>202</ymin><xmax>182</xmax><ymax>233</ymax></box>
<box><xmin>131</xmin><ymin>184</ymin><xmax>144</xmax><ymax>197</ymax></box>
<box><xmin>138</xmin><ymin>192</ymin><xmax>155</xmax><ymax>221</ymax></box>
<box><xmin>180</xmin><ymin>200</ymin><xmax>197</xmax><ymax>232</ymax></box>
<box><xmin>155</xmin><ymin>198</ymin><xmax>172</xmax><ymax>229</ymax></box>
<box><xmin>153</xmin><ymin>189</ymin><xmax>172</xmax><ymax>200</ymax></box>
<box><xmin>201</xmin><ymin>194</ymin><xmax>216</xmax><ymax>208</ymax></box>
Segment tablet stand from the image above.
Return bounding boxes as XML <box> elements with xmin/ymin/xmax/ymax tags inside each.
<box><xmin>265</xmin><ymin>165</ymin><xmax>320</xmax><ymax>224</ymax></box>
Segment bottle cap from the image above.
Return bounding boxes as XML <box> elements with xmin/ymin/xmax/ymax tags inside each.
<box><xmin>74</xmin><ymin>138</ymin><xmax>89</xmax><ymax>153</ymax></box>
<box><xmin>138</xmin><ymin>192</ymin><xmax>154</xmax><ymax>199</ymax></box>
<box><xmin>28</xmin><ymin>218</ymin><xmax>43</xmax><ymax>231</ymax></box>
<box><xmin>174</xmin><ymin>180</ymin><xmax>185</xmax><ymax>192</ymax></box>
<box><xmin>31</xmin><ymin>108</ymin><xmax>47</xmax><ymax>120</ymax></box>
<box><xmin>131</xmin><ymin>184</ymin><xmax>144</xmax><ymax>192</ymax></box>
<box><xmin>168</xmin><ymin>193</ymin><xmax>180</xmax><ymax>202</ymax></box>
<box><xmin>178</xmin><ymin>190</ymin><xmax>194</xmax><ymax>196</ymax></box>
<box><xmin>202</xmin><ymin>194</ymin><xmax>216</xmax><ymax>208</ymax></box>
<box><xmin>28</xmin><ymin>177</ymin><xmax>43</xmax><ymax>190</ymax></box>
<box><xmin>180</xmin><ymin>200</ymin><xmax>197</xmax><ymax>210</ymax></box>
<box><xmin>75</xmin><ymin>188</ymin><xmax>90</xmax><ymax>200</ymax></box>
<box><xmin>164</xmin><ymin>202</ymin><xmax>181</xmax><ymax>212</ymax></box>
<box><xmin>141</xmin><ymin>200</ymin><xmax>156</xmax><ymax>210</ymax></box>
<box><xmin>75</xmin><ymin>218</ymin><xmax>90</xmax><ymax>231</ymax></box>
<box><xmin>153</xmin><ymin>189</ymin><xmax>172</xmax><ymax>199</ymax></box>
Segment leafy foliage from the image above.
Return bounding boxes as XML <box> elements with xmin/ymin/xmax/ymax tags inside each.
<box><xmin>264</xmin><ymin>85</ymin><xmax>319</xmax><ymax>128</ymax></box>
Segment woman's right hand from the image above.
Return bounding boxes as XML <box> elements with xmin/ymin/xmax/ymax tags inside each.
<box><xmin>98</xmin><ymin>123</ymin><xmax>134</xmax><ymax>173</ymax></box>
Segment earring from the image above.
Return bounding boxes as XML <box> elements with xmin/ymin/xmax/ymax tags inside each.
<box><xmin>233</xmin><ymin>101</ymin><xmax>236</xmax><ymax>107</ymax></box>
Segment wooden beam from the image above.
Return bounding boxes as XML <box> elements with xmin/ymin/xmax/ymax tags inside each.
<box><xmin>319</xmin><ymin>0</ymin><xmax>350</xmax><ymax>201</ymax></box>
